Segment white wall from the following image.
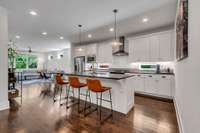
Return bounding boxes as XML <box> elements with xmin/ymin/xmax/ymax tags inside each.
<box><xmin>0</xmin><ymin>6</ymin><xmax>9</xmax><ymax>111</ymax></box>
<box><xmin>175</xmin><ymin>0</ymin><xmax>200</xmax><ymax>133</ymax></box>
<box><xmin>45</xmin><ymin>48</ymin><xmax>71</xmax><ymax>72</ymax></box>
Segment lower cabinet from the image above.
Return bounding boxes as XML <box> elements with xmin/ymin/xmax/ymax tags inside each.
<box><xmin>134</xmin><ymin>75</ymin><xmax>145</xmax><ymax>92</ymax></box>
<box><xmin>134</xmin><ymin>74</ymin><xmax>174</xmax><ymax>98</ymax></box>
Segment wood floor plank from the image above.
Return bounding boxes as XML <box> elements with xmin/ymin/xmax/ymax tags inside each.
<box><xmin>0</xmin><ymin>82</ymin><xmax>179</xmax><ymax>133</ymax></box>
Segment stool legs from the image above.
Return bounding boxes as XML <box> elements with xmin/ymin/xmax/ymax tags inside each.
<box><xmin>78</xmin><ymin>88</ymin><xmax>80</xmax><ymax>113</ymax></box>
<box><xmin>109</xmin><ymin>89</ymin><xmax>113</xmax><ymax>116</ymax></box>
<box><xmin>99</xmin><ymin>92</ymin><xmax>103</xmax><ymax>122</ymax></box>
<box><xmin>59</xmin><ymin>85</ymin><xmax>63</xmax><ymax>105</ymax></box>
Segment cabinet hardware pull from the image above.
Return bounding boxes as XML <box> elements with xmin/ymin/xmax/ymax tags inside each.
<box><xmin>149</xmin><ymin>75</ymin><xmax>152</xmax><ymax>77</ymax></box>
<box><xmin>162</xmin><ymin>76</ymin><xmax>166</xmax><ymax>78</ymax></box>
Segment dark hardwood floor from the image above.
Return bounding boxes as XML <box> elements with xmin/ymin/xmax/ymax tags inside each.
<box><xmin>0</xmin><ymin>82</ymin><xmax>179</xmax><ymax>133</ymax></box>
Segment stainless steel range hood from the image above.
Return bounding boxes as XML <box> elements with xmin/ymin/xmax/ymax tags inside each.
<box><xmin>112</xmin><ymin>36</ymin><xmax>129</xmax><ymax>56</ymax></box>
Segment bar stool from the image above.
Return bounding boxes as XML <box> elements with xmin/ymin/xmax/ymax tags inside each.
<box><xmin>86</xmin><ymin>79</ymin><xmax>113</xmax><ymax>124</ymax></box>
<box><xmin>67</xmin><ymin>76</ymin><xmax>88</xmax><ymax>113</ymax></box>
<box><xmin>54</xmin><ymin>73</ymin><xmax>68</xmax><ymax>105</ymax></box>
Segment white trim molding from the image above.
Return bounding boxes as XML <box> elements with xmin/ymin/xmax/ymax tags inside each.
<box><xmin>0</xmin><ymin>101</ymin><xmax>9</xmax><ymax>111</ymax></box>
<box><xmin>173</xmin><ymin>97</ymin><xmax>184</xmax><ymax>133</ymax></box>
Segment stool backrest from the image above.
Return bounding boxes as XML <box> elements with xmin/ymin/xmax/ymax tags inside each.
<box><xmin>86</xmin><ymin>79</ymin><xmax>103</xmax><ymax>92</ymax></box>
<box><xmin>55</xmin><ymin>74</ymin><xmax>64</xmax><ymax>84</ymax></box>
<box><xmin>68</xmin><ymin>76</ymin><xmax>80</xmax><ymax>88</ymax></box>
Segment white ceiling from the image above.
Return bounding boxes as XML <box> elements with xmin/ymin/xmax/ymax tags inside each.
<box><xmin>0</xmin><ymin>0</ymin><xmax>177</xmax><ymax>52</ymax></box>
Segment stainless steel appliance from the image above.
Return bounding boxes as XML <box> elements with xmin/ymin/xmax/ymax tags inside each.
<box><xmin>74</xmin><ymin>56</ymin><xmax>85</xmax><ymax>73</ymax></box>
<box><xmin>87</xmin><ymin>55</ymin><xmax>96</xmax><ymax>63</ymax></box>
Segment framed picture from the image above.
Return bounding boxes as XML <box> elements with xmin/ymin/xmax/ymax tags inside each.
<box><xmin>176</xmin><ymin>0</ymin><xmax>188</xmax><ymax>61</ymax></box>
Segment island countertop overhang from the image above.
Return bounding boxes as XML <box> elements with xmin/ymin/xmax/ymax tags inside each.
<box><xmin>62</xmin><ymin>72</ymin><xmax>135</xmax><ymax>80</ymax></box>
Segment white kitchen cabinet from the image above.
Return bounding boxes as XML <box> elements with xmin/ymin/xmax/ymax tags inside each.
<box><xmin>74</xmin><ymin>45</ymin><xmax>86</xmax><ymax>57</ymax></box>
<box><xmin>134</xmin><ymin>74</ymin><xmax>174</xmax><ymax>98</ymax></box>
<box><xmin>128</xmin><ymin>30</ymin><xmax>174</xmax><ymax>62</ymax></box>
<box><xmin>86</xmin><ymin>43</ymin><xmax>97</xmax><ymax>55</ymax></box>
<box><xmin>149</xmin><ymin>35</ymin><xmax>159</xmax><ymax>61</ymax></box>
<box><xmin>157</xmin><ymin>75</ymin><xmax>172</xmax><ymax>97</ymax></box>
<box><xmin>134</xmin><ymin>75</ymin><xmax>145</xmax><ymax>92</ymax></box>
<box><xmin>97</xmin><ymin>42</ymin><xmax>113</xmax><ymax>63</ymax></box>
<box><xmin>144</xmin><ymin>75</ymin><xmax>158</xmax><ymax>94</ymax></box>
<box><xmin>158</xmin><ymin>31</ymin><xmax>172</xmax><ymax>61</ymax></box>
<box><xmin>129</xmin><ymin>37</ymin><xmax>150</xmax><ymax>62</ymax></box>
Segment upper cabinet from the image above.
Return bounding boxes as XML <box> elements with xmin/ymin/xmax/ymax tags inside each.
<box><xmin>73</xmin><ymin>45</ymin><xmax>86</xmax><ymax>57</ymax></box>
<box><xmin>86</xmin><ymin>43</ymin><xmax>97</xmax><ymax>55</ymax></box>
<box><xmin>128</xmin><ymin>30</ymin><xmax>174</xmax><ymax>62</ymax></box>
<box><xmin>129</xmin><ymin>37</ymin><xmax>150</xmax><ymax>62</ymax></box>
<box><xmin>97</xmin><ymin>42</ymin><xmax>113</xmax><ymax>63</ymax></box>
<box><xmin>74</xmin><ymin>43</ymin><xmax>97</xmax><ymax>57</ymax></box>
<box><xmin>158</xmin><ymin>32</ymin><xmax>172</xmax><ymax>61</ymax></box>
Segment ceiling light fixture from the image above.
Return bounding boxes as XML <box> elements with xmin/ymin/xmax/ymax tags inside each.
<box><xmin>142</xmin><ymin>17</ymin><xmax>149</xmax><ymax>23</ymax></box>
<box><xmin>60</xmin><ymin>36</ymin><xmax>64</xmax><ymax>40</ymax></box>
<box><xmin>88</xmin><ymin>34</ymin><xmax>92</xmax><ymax>38</ymax></box>
<box><xmin>15</xmin><ymin>35</ymin><xmax>20</xmax><ymax>39</ymax></box>
<box><xmin>28</xmin><ymin>47</ymin><xmax>32</xmax><ymax>53</ymax></box>
<box><xmin>42</xmin><ymin>32</ymin><xmax>47</xmax><ymax>35</ymax></box>
<box><xmin>29</xmin><ymin>10</ymin><xmax>37</xmax><ymax>16</ymax></box>
<box><xmin>111</xmin><ymin>9</ymin><xmax>122</xmax><ymax>47</ymax></box>
<box><xmin>109</xmin><ymin>28</ymin><xmax>114</xmax><ymax>32</ymax></box>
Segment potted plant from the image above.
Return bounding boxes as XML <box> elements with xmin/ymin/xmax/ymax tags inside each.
<box><xmin>8</xmin><ymin>40</ymin><xmax>17</xmax><ymax>73</ymax></box>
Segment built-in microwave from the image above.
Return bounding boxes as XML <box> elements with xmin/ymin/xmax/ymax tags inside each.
<box><xmin>87</xmin><ymin>55</ymin><xmax>96</xmax><ymax>63</ymax></box>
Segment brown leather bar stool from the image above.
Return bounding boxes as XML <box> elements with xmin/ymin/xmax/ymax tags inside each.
<box><xmin>54</xmin><ymin>73</ymin><xmax>68</xmax><ymax>105</ymax></box>
<box><xmin>67</xmin><ymin>76</ymin><xmax>88</xmax><ymax>113</ymax></box>
<box><xmin>86</xmin><ymin>79</ymin><xmax>113</xmax><ymax>124</ymax></box>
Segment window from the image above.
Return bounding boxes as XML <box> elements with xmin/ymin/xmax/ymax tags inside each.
<box><xmin>15</xmin><ymin>54</ymin><xmax>38</xmax><ymax>69</ymax></box>
<box><xmin>28</xmin><ymin>55</ymin><xmax>38</xmax><ymax>69</ymax></box>
<box><xmin>16</xmin><ymin>55</ymin><xmax>27</xmax><ymax>69</ymax></box>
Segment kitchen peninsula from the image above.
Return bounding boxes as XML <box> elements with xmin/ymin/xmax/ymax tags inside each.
<box><xmin>62</xmin><ymin>72</ymin><xmax>135</xmax><ymax>114</ymax></box>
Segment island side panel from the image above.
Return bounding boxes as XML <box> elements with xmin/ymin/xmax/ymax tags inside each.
<box><xmin>71</xmin><ymin>76</ymin><xmax>135</xmax><ymax>114</ymax></box>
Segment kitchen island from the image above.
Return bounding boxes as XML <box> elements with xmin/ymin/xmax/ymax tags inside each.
<box><xmin>62</xmin><ymin>72</ymin><xmax>135</xmax><ymax>114</ymax></box>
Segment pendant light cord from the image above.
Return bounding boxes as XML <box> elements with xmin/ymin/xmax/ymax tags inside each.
<box><xmin>114</xmin><ymin>9</ymin><xmax>118</xmax><ymax>41</ymax></box>
<box><xmin>78</xmin><ymin>24</ymin><xmax>82</xmax><ymax>45</ymax></box>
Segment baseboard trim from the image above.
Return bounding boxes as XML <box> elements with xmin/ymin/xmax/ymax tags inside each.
<box><xmin>0</xmin><ymin>101</ymin><xmax>10</xmax><ymax>111</ymax></box>
<box><xmin>173</xmin><ymin>97</ymin><xmax>184</xmax><ymax>133</ymax></box>
<box><xmin>135</xmin><ymin>92</ymin><xmax>173</xmax><ymax>103</ymax></box>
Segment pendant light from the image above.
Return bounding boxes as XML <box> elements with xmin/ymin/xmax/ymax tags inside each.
<box><xmin>112</xmin><ymin>9</ymin><xmax>122</xmax><ymax>47</ymax></box>
<box><xmin>76</xmin><ymin>24</ymin><xmax>83</xmax><ymax>52</ymax></box>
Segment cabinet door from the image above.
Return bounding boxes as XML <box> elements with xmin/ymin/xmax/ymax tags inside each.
<box><xmin>132</xmin><ymin>37</ymin><xmax>150</xmax><ymax>62</ymax></box>
<box><xmin>74</xmin><ymin>46</ymin><xmax>86</xmax><ymax>57</ymax></box>
<box><xmin>149</xmin><ymin>35</ymin><xmax>159</xmax><ymax>62</ymax></box>
<box><xmin>134</xmin><ymin>75</ymin><xmax>145</xmax><ymax>92</ymax></box>
<box><xmin>159</xmin><ymin>32</ymin><xmax>171</xmax><ymax>61</ymax></box>
<box><xmin>97</xmin><ymin>43</ymin><xmax>112</xmax><ymax>63</ymax></box>
<box><xmin>157</xmin><ymin>75</ymin><xmax>172</xmax><ymax>97</ymax></box>
<box><xmin>86</xmin><ymin>44</ymin><xmax>97</xmax><ymax>55</ymax></box>
<box><xmin>144</xmin><ymin>75</ymin><xmax>158</xmax><ymax>94</ymax></box>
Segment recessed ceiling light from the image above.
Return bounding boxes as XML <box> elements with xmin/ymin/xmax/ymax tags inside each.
<box><xmin>15</xmin><ymin>35</ymin><xmax>20</xmax><ymax>39</ymax></box>
<box><xmin>29</xmin><ymin>10</ymin><xmax>37</xmax><ymax>16</ymax></box>
<box><xmin>88</xmin><ymin>34</ymin><xmax>92</xmax><ymax>38</ymax></box>
<box><xmin>60</xmin><ymin>36</ymin><xmax>64</xmax><ymax>40</ymax></box>
<box><xmin>42</xmin><ymin>32</ymin><xmax>47</xmax><ymax>35</ymax></box>
<box><xmin>109</xmin><ymin>28</ymin><xmax>114</xmax><ymax>32</ymax></box>
<box><xmin>142</xmin><ymin>18</ymin><xmax>149</xmax><ymax>23</ymax></box>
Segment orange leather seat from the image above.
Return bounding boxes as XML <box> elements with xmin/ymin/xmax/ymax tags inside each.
<box><xmin>56</xmin><ymin>74</ymin><xmax>68</xmax><ymax>85</ymax></box>
<box><xmin>86</xmin><ymin>79</ymin><xmax>111</xmax><ymax>92</ymax></box>
<box><xmin>68</xmin><ymin>76</ymin><xmax>87</xmax><ymax>88</ymax></box>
